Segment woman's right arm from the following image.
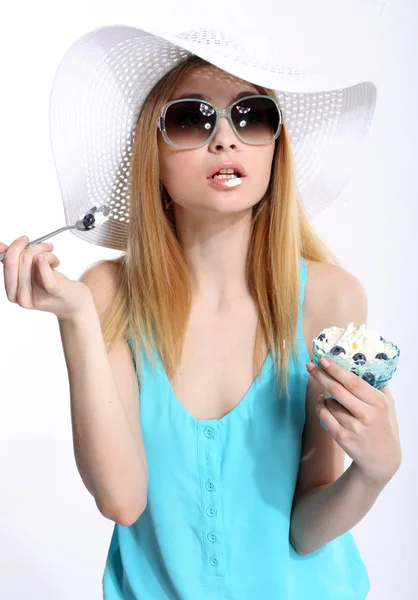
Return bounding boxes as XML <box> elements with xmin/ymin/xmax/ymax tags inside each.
<box><xmin>58</xmin><ymin>263</ymin><xmax>148</xmax><ymax>526</ymax></box>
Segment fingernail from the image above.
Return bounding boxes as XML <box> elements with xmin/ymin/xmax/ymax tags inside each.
<box><xmin>320</xmin><ymin>358</ymin><xmax>331</xmax><ymax>368</ymax></box>
<box><xmin>320</xmin><ymin>420</ymin><xmax>328</xmax><ymax>431</ymax></box>
<box><xmin>306</xmin><ymin>362</ymin><xmax>314</xmax><ymax>372</ymax></box>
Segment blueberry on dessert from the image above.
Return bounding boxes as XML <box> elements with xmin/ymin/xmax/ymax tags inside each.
<box><xmin>330</xmin><ymin>345</ymin><xmax>346</xmax><ymax>356</ymax></box>
<box><xmin>353</xmin><ymin>352</ymin><xmax>367</xmax><ymax>365</ymax></box>
<box><xmin>362</xmin><ymin>371</ymin><xmax>376</xmax><ymax>385</ymax></box>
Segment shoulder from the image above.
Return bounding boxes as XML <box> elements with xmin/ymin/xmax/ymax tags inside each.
<box><xmin>78</xmin><ymin>258</ymin><xmax>122</xmax><ymax>316</ymax></box>
<box><xmin>304</xmin><ymin>259</ymin><xmax>368</xmax><ymax>331</ymax></box>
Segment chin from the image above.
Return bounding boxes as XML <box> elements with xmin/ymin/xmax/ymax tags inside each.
<box><xmin>205</xmin><ymin>198</ymin><xmax>256</xmax><ymax>214</ymax></box>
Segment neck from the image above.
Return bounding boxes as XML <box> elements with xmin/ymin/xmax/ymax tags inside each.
<box><xmin>174</xmin><ymin>205</ymin><xmax>253</xmax><ymax>309</ymax></box>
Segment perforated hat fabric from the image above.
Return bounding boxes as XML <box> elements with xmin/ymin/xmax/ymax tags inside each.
<box><xmin>48</xmin><ymin>23</ymin><xmax>377</xmax><ymax>252</ymax></box>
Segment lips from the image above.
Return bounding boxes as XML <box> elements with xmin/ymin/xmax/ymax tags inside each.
<box><xmin>207</xmin><ymin>176</ymin><xmax>247</xmax><ymax>190</ymax></box>
<box><xmin>207</xmin><ymin>162</ymin><xmax>247</xmax><ymax>179</ymax></box>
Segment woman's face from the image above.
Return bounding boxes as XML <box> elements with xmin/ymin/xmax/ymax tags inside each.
<box><xmin>157</xmin><ymin>64</ymin><xmax>276</xmax><ymax>216</ymax></box>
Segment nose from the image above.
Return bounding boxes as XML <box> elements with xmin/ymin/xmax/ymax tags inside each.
<box><xmin>208</xmin><ymin>115</ymin><xmax>240</xmax><ymax>151</ymax></box>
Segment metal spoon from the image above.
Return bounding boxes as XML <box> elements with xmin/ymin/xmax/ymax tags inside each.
<box><xmin>0</xmin><ymin>204</ymin><xmax>111</xmax><ymax>263</ymax></box>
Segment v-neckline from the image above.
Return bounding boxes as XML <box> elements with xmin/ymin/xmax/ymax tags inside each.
<box><xmin>159</xmin><ymin>350</ymin><xmax>274</xmax><ymax>426</ymax></box>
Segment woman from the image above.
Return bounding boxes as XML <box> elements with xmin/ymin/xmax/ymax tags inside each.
<box><xmin>0</xmin><ymin>23</ymin><xmax>401</xmax><ymax>600</ymax></box>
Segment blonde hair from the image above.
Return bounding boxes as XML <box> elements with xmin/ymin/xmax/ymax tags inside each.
<box><xmin>97</xmin><ymin>54</ymin><xmax>341</xmax><ymax>402</ymax></box>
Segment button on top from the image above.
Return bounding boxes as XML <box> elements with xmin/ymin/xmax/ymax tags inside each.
<box><xmin>205</xmin><ymin>480</ymin><xmax>215</xmax><ymax>492</ymax></box>
<box><xmin>206</xmin><ymin>505</ymin><xmax>217</xmax><ymax>517</ymax></box>
<box><xmin>209</xmin><ymin>555</ymin><xmax>219</xmax><ymax>567</ymax></box>
<box><xmin>204</xmin><ymin>426</ymin><xmax>215</xmax><ymax>438</ymax></box>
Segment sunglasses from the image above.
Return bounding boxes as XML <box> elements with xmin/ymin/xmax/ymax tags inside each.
<box><xmin>157</xmin><ymin>94</ymin><xmax>283</xmax><ymax>149</ymax></box>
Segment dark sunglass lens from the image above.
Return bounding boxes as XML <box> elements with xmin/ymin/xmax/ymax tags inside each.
<box><xmin>164</xmin><ymin>101</ymin><xmax>216</xmax><ymax>146</ymax></box>
<box><xmin>231</xmin><ymin>97</ymin><xmax>280</xmax><ymax>143</ymax></box>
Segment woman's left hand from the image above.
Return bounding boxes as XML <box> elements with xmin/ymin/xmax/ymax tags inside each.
<box><xmin>306</xmin><ymin>357</ymin><xmax>402</xmax><ymax>487</ymax></box>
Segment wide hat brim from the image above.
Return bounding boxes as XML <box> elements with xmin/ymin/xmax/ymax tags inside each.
<box><xmin>49</xmin><ymin>23</ymin><xmax>377</xmax><ymax>251</ymax></box>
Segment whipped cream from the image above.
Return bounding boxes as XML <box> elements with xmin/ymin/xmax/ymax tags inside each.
<box><xmin>93</xmin><ymin>210</ymin><xmax>110</xmax><ymax>225</ymax></box>
<box><xmin>314</xmin><ymin>322</ymin><xmax>395</xmax><ymax>363</ymax></box>
<box><xmin>225</xmin><ymin>177</ymin><xmax>242</xmax><ymax>187</ymax></box>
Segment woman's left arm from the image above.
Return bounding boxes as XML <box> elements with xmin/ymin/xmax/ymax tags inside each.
<box><xmin>290</xmin><ymin>361</ymin><xmax>402</xmax><ymax>556</ymax></box>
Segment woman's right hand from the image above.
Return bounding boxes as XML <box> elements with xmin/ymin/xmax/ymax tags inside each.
<box><xmin>0</xmin><ymin>235</ymin><xmax>92</xmax><ymax>321</ymax></box>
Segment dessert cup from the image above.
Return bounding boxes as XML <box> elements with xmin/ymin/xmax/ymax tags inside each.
<box><xmin>312</xmin><ymin>323</ymin><xmax>400</xmax><ymax>401</ymax></box>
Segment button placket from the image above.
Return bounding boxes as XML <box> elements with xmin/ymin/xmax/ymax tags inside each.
<box><xmin>198</xmin><ymin>422</ymin><xmax>224</xmax><ymax>577</ymax></box>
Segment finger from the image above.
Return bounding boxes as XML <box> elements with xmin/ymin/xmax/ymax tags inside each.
<box><xmin>321</xmin><ymin>393</ymin><xmax>357</xmax><ymax>430</ymax></box>
<box><xmin>317</xmin><ymin>394</ymin><xmax>345</xmax><ymax>437</ymax></box>
<box><xmin>2</xmin><ymin>236</ymin><xmax>31</xmax><ymax>302</ymax></box>
<box><xmin>17</xmin><ymin>243</ymin><xmax>55</xmax><ymax>304</ymax></box>
<box><xmin>36</xmin><ymin>251</ymin><xmax>60</xmax><ymax>266</ymax></box>
<box><xmin>308</xmin><ymin>363</ymin><xmax>364</xmax><ymax>419</ymax></box>
<box><xmin>3</xmin><ymin>238</ymin><xmax>53</xmax><ymax>303</ymax></box>
<box><xmin>35</xmin><ymin>253</ymin><xmax>60</xmax><ymax>293</ymax></box>
<box><xmin>316</xmin><ymin>357</ymin><xmax>381</xmax><ymax>407</ymax></box>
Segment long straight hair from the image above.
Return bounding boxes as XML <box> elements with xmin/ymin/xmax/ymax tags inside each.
<box><xmin>97</xmin><ymin>54</ymin><xmax>340</xmax><ymax>402</ymax></box>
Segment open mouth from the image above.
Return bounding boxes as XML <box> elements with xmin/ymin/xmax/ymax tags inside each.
<box><xmin>210</xmin><ymin>170</ymin><xmax>245</xmax><ymax>180</ymax></box>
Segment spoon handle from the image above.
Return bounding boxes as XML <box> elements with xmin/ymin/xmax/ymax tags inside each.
<box><xmin>0</xmin><ymin>225</ymin><xmax>76</xmax><ymax>262</ymax></box>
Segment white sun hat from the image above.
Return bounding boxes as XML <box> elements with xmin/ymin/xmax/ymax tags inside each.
<box><xmin>48</xmin><ymin>20</ymin><xmax>378</xmax><ymax>251</ymax></box>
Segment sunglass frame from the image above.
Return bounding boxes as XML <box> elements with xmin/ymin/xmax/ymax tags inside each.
<box><xmin>157</xmin><ymin>94</ymin><xmax>283</xmax><ymax>149</ymax></box>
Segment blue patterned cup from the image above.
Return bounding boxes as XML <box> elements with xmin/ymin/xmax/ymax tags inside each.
<box><xmin>312</xmin><ymin>333</ymin><xmax>400</xmax><ymax>402</ymax></box>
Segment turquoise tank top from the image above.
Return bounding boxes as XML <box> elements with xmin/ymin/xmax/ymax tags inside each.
<box><xmin>102</xmin><ymin>257</ymin><xmax>370</xmax><ymax>599</ymax></box>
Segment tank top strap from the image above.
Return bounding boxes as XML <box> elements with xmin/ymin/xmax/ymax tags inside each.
<box><xmin>127</xmin><ymin>335</ymin><xmax>146</xmax><ymax>388</ymax></box>
<box><xmin>298</xmin><ymin>256</ymin><xmax>308</xmax><ymax>311</ymax></box>
<box><xmin>297</xmin><ymin>256</ymin><xmax>308</xmax><ymax>342</ymax></box>
<box><xmin>127</xmin><ymin>334</ymin><xmax>159</xmax><ymax>392</ymax></box>
<box><xmin>127</xmin><ymin>335</ymin><xmax>135</xmax><ymax>365</ymax></box>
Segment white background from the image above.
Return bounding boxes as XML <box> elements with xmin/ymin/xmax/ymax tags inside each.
<box><xmin>0</xmin><ymin>1</ymin><xmax>416</xmax><ymax>598</ymax></box>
